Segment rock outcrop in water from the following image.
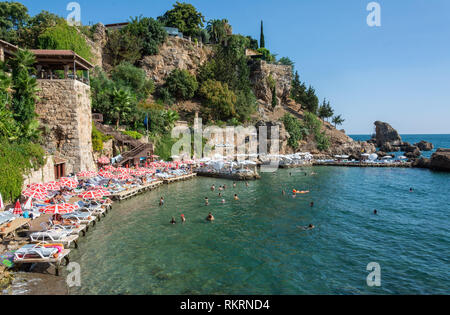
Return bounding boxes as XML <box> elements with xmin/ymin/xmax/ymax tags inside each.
<box><xmin>415</xmin><ymin>141</ymin><xmax>434</xmax><ymax>151</ymax></box>
<box><xmin>373</xmin><ymin>121</ymin><xmax>403</xmax><ymax>147</ymax></box>
<box><xmin>429</xmin><ymin>149</ymin><xmax>450</xmax><ymax>172</ymax></box>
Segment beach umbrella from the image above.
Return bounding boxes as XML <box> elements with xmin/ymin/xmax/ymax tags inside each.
<box><xmin>39</xmin><ymin>203</ymin><xmax>79</xmax><ymax>215</ymax></box>
<box><xmin>22</xmin><ymin>187</ymin><xmax>48</xmax><ymax>200</ymax></box>
<box><xmin>59</xmin><ymin>177</ymin><xmax>78</xmax><ymax>189</ymax></box>
<box><xmin>117</xmin><ymin>174</ymin><xmax>134</xmax><ymax>180</ymax></box>
<box><xmin>13</xmin><ymin>200</ymin><xmax>23</xmax><ymax>215</ymax></box>
<box><xmin>44</xmin><ymin>181</ymin><xmax>61</xmax><ymax>191</ymax></box>
<box><xmin>26</xmin><ymin>183</ymin><xmax>45</xmax><ymax>189</ymax></box>
<box><xmin>115</xmin><ymin>168</ymin><xmax>130</xmax><ymax>174</ymax></box>
<box><xmin>23</xmin><ymin>197</ymin><xmax>33</xmax><ymax>210</ymax></box>
<box><xmin>98</xmin><ymin>156</ymin><xmax>110</xmax><ymax>164</ymax></box>
<box><xmin>98</xmin><ymin>170</ymin><xmax>116</xmax><ymax>179</ymax></box>
<box><xmin>0</xmin><ymin>192</ymin><xmax>4</xmax><ymax>211</ymax></box>
<box><xmin>103</xmin><ymin>165</ymin><xmax>116</xmax><ymax>171</ymax></box>
<box><xmin>77</xmin><ymin>171</ymin><xmax>98</xmax><ymax>178</ymax></box>
<box><xmin>399</xmin><ymin>156</ymin><xmax>408</xmax><ymax>160</ymax></box>
<box><xmin>78</xmin><ymin>189</ymin><xmax>110</xmax><ymax>200</ymax></box>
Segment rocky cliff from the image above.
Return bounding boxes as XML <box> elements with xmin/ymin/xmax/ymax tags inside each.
<box><xmin>140</xmin><ymin>37</ymin><xmax>213</xmax><ymax>85</ymax></box>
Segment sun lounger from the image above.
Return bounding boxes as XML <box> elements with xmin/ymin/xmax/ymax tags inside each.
<box><xmin>13</xmin><ymin>244</ymin><xmax>71</xmax><ymax>276</ymax></box>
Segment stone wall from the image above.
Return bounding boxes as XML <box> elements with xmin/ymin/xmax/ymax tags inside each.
<box><xmin>250</xmin><ymin>60</ymin><xmax>292</xmax><ymax>104</ymax></box>
<box><xmin>22</xmin><ymin>156</ymin><xmax>55</xmax><ymax>190</ymax></box>
<box><xmin>36</xmin><ymin>80</ymin><xmax>96</xmax><ymax>174</ymax></box>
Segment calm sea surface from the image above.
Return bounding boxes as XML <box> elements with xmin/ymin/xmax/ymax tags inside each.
<box><xmin>68</xmin><ymin>136</ymin><xmax>450</xmax><ymax>295</ymax></box>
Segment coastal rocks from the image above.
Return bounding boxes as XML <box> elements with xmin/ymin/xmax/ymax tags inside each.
<box><xmin>373</xmin><ymin>121</ymin><xmax>403</xmax><ymax>147</ymax></box>
<box><xmin>429</xmin><ymin>149</ymin><xmax>450</xmax><ymax>172</ymax></box>
<box><xmin>249</xmin><ymin>60</ymin><xmax>292</xmax><ymax>104</ymax></box>
<box><xmin>415</xmin><ymin>141</ymin><xmax>434</xmax><ymax>151</ymax></box>
<box><xmin>380</xmin><ymin>142</ymin><xmax>400</xmax><ymax>153</ymax></box>
<box><xmin>412</xmin><ymin>157</ymin><xmax>431</xmax><ymax>169</ymax></box>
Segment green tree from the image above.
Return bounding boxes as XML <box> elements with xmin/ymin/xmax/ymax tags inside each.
<box><xmin>105</xmin><ymin>29</ymin><xmax>143</xmax><ymax>66</ymax></box>
<box><xmin>332</xmin><ymin>115</ymin><xmax>345</xmax><ymax>128</ymax></box>
<box><xmin>206</xmin><ymin>19</ymin><xmax>232</xmax><ymax>44</ymax></box>
<box><xmin>111</xmin><ymin>62</ymin><xmax>154</xmax><ymax>101</ymax></box>
<box><xmin>260</xmin><ymin>20</ymin><xmax>265</xmax><ymax>48</ymax></box>
<box><xmin>282</xmin><ymin>114</ymin><xmax>308</xmax><ymax>149</ymax></box>
<box><xmin>8</xmin><ymin>49</ymin><xmax>38</xmax><ymax>127</ymax></box>
<box><xmin>199</xmin><ymin>79</ymin><xmax>236</xmax><ymax>121</ymax></box>
<box><xmin>165</xmin><ymin>69</ymin><xmax>198</xmax><ymax>100</ymax></box>
<box><xmin>158</xmin><ymin>2</ymin><xmax>205</xmax><ymax>38</ymax></box>
<box><xmin>123</xmin><ymin>16</ymin><xmax>167</xmax><ymax>56</ymax></box>
<box><xmin>37</xmin><ymin>21</ymin><xmax>92</xmax><ymax>61</ymax></box>
<box><xmin>0</xmin><ymin>1</ymin><xmax>29</xmax><ymax>44</ymax></box>
<box><xmin>271</xmin><ymin>85</ymin><xmax>278</xmax><ymax>108</ymax></box>
<box><xmin>257</xmin><ymin>47</ymin><xmax>276</xmax><ymax>63</ymax></box>
<box><xmin>246</xmin><ymin>36</ymin><xmax>259</xmax><ymax>50</ymax></box>
<box><xmin>278</xmin><ymin>57</ymin><xmax>294</xmax><ymax>67</ymax></box>
<box><xmin>17</xmin><ymin>10</ymin><xmax>64</xmax><ymax>48</ymax></box>
<box><xmin>318</xmin><ymin>99</ymin><xmax>334</xmax><ymax>122</ymax></box>
<box><xmin>111</xmin><ymin>88</ymin><xmax>133</xmax><ymax>128</ymax></box>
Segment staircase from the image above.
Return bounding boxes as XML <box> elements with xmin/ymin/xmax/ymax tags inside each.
<box><xmin>94</xmin><ymin>121</ymin><xmax>154</xmax><ymax>166</ymax></box>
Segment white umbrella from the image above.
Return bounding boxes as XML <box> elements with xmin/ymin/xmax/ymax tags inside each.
<box><xmin>398</xmin><ymin>156</ymin><xmax>408</xmax><ymax>160</ymax></box>
<box><xmin>23</xmin><ymin>197</ymin><xmax>33</xmax><ymax>210</ymax></box>
<box><xmin>0</xmin><ymin>192</ymin><xmax>4</xmax><ymax>211</ymax></box>
<box><xmin>382</xmin><ymin>156</ymin><xmax>393</xmax><ymax>160</ymax></box>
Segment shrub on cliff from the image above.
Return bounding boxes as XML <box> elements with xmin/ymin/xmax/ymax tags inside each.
<box><xmin>282</xmin><ymin>114</ymin><xmax>308</xmax><ymax>150</ymax></box>
<box><xmin>199</xmin><ymin>79</ymin><xmax>236</xmax><ymax>121</ymax></box>
<box><xmin>165</xmin><ymin>69</ymin><xmax>198</xmax><ymax>100</ymax></box>
<box><xmin>37</xmin><ymin>21</ymin><xmax>92</xmax><ymax>61</ymax></box>
<box><xmin>111</xmin><ymin>62</ymin><xmax>155</xmax><ymax>101</ymax></box>
<box><xmin>303</xmin><ymin>112</ymin><xmax>330</xmax><ymax>151</ymax></box>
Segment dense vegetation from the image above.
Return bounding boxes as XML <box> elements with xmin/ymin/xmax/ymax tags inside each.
<box><xmin>0</xmin><ymin>49</ymin><xmax>45</xmax><ymax>202</ymax></box>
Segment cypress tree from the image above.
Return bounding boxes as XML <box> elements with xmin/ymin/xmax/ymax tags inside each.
<box><xmin>260</xmin><ymin>20</ymin><xmax>265</xmax><ymax>48</ymax></box>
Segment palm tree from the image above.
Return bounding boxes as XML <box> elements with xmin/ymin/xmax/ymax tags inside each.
<box><xmin>164</xmin><ymin>109</ymin><xmax>179</xmax><ymax>131</ymax></box>
<box><xmin>206</xmin><ymin>19</ymin><xmax>232</xmax><ymax>44</ymax></box>
<box><xmin>332</xmin><ymin>115</ymin><xmax>345</xmax><ymax>128</ymax></box>
<box><xmin>111</xmin><ymin>88</ymin><xmax>133</xmax><ymax>129</ymax></box>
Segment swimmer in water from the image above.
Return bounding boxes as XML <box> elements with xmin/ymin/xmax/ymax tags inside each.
<box><xmin>234</xmin><ymin>194</ymin><xmax>239</xmax><ymax>201</ymax></box>
<box><xmin>223</xmin><ymin>184</ymin><xmax>227</xmax><ymax>190</ymax></box>
<box><xmin>310</xmin><ymin>201</ymin><xmax>314</xmax><ymax>207</ymax></box>
<box><xmin>282</xmin><ymin>190</ymin><xmax>286</xmax><ymax>196</ymax></box>
<box><xmin>159</xmin><ymin>197</ymin><xmax>165</xmax><ymax>206</ymax></box>
<box><xmin>219</xmin><ymin>186</ymin><xmax>224</xmax><ymax>191</ymax></box>
<box><xmin>180</xmin><ymin>214</ymin><xmax>186</xmax><ymax>223</ymax></box>
<box><xmin>211</xmin><ymin>185</ymin><xmax>215</xmax><ymax>191</ymax></box>
<box><xmin>245</xmin><ymin>182</ymin><xmax>249</xmax><ymax>187</ymax></box>
<box><xmin>410</xmin><ymin>188</ymin><xmax>413</xmax><ymax>192</ymax></box>
<box><xmin>170</xmin><ymin>217</ymin><xmax>176</xmax><ymax>225</ymax></box>
<box><xmin>221</xmin><ymin>199</ymin><xmax>226</xmax><ymax>204</ymax></box>
<box><xmin>374</xmin><ymin>209</ymin><xmax>378</xmax><ymax>215</ymax></box>
<box><xmin>205</xmin><ymin>197</ymin><xmax>209</xmax><ymax>206</ymax></box>
<box><xmin>206</xmin><ymin>212</ymin><xmax>215</xmax><ymax>222</ymax></box>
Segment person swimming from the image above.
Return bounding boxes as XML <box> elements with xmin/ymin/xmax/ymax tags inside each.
<box><xmin>170</xmin><ymin>217</ymin><xmax>176</xmax><ymax>225</ymax></box>
<box><xmin>374</xmin><ymin>209</ymin><xmax>378</xmax><ymax>215</ymax></box>
<box><xmin>218</xmin><ymin>192</ymin><xmax>222</xmax><ymax>198</ymax></box>
<box><xmin>282</xmin><ymin>190</ymin><xmax>286</xmax><ymax>196</ymax></box>
<box><xmin>410</xmin><ymin>188</ymin><xmax>413</xmax><ymax>192</ymax></box>
<box><xmin>205</xmin><ymin>197</ymin><xmax>209</xmax><ymax>206</ymax></box>
<box><xmin>299</xmin><ymin>224</ymin><xmax>315</xmax><ymax>230</ymax></box>
<box><xmin>159</xmin><ymin>197</ymin><xmax>165</xmax><ymax>206</ymax></box>
<box><xmin>245</xmin><ymin>182</ymin><xmax>249</xmax><ymax>187</ymax></box>
<box><xmin>233</xmin><ymin>182</ymin><xmax>237</xmax><ymax>188</ymax></box>
<box><xmin>206</xmin><ymin>212</ymin><xmax>215</xmax><ymax>222</ymax></box>
<box><xmin>221</xmin><ymin>199</ymin><xmax>226</xmax><ymax>204</ymax></box>
<box><xmin>211</xmin><ymin>185</ymin><xmax>216</xmax><ymax>191</ymax></box>
<box><xmin>180</xmin><ymin>214</ymin><xmax>186</xmax><ymax>223</ymax></box>
<box><xmin>310</xmin><ymin>201</ymin><xmax>314</xmax><ymax>207</ymax></box>
<box><xmin>234</xmin><ymin>194</ymin><xmax>239</xmax><ymax>200</ymax></box>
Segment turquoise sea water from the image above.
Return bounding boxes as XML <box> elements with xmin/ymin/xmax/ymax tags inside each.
<box><xmin>69</xmin><ymin>160</ymin><xmax>450</xmax><ymax>294</ymax></box>
<box><xmin>350</xmin><ymin>134</ymin><xmax>450</xmax><ymax>158</ymax></box>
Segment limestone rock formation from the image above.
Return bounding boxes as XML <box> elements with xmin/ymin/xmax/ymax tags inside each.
<box><xmin>415</xmin><ymin>140</ymin><xmax>434</xmax><ymax>151</ymax></box>
<box><xmin>249</xmin><ymin>60</ymin><xmax>292</xmax><ymax>104</ymax></box>
<box><xmin>140</xmin><ymin>37</ymin><xmax>212</xmax><ymax>85</ymax></box>
<box><xmin>429</xmin><ymin>149</ymin><xmax>450</xmax><ymax>172</ymax></box>
<box><xmin>373</xmin><ymin>121</ymin><xmax>403</xmax><ymax>147</ymax></box>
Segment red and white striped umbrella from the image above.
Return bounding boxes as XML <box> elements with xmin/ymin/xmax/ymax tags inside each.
<box><xmin>27</xmin><ymin>183</ymin><xmax>45</xmax><ymax>189</ymax></box>
<box><xmin>98</xmin><ymin>156</ymin><xmax>110</xmax><ymax>164</ymax></box>
<box><xmin>78</xmin><ymin>189</ymin><xmax>110</xmax><ymax>200</ymax></box>
<box><xmin>22</xmin><ymin>187</ymin><xmax>48</xmax><ymax>200</ymax></box>
<box><xmin>115</xmin><ymin>168</ymin><xmax>130</xmax><ymax>174</ymax></box>
<box><xmin>39</xmin><ymin>203</ymin><xmax>79</xmax><ymax>214</ymax></box>
<box><xmin>44</xmin><ymin>181</ymin><xmax>61</xmax><ymax>191</ymax></box>
<box><xmin>117</xmin><ymin>174</ymin><xmax>133</xmax><ymax>180</ymax></box>
<box><xmin>103</xmin><ymin>165</ymin><xmax>116</xmax><ymax>171</ymax></box>
<box><xmin>77</xmin><ymin>171</ymin><xmax>98</xmax><ymax>178</ymax></box>
<box><xmin>98</xmin><ymin>170</ymin><xmax>116</xmax><ymax>179</ymax></box>
<box><xmin>58</xmin><ymin>177</ymin><xmax>78</xmax><ymax>189</ymax></box>
<box><xmin>13</xmin><ymin>200</ymin><xmax>23</xmax><ymax>215</ymax></box>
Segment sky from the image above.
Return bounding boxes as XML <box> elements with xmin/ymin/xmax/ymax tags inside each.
<box><xmin>18</xmin><ymin>0</ymin><xmax>450</xmax><ymax>134</ymax></box>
